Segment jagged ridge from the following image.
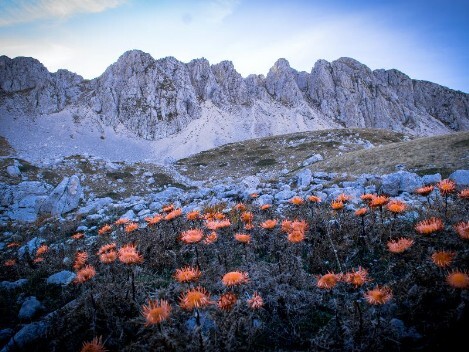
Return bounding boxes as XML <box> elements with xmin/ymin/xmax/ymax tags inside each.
<box><xmin>1</xmin><ymin>50</ymin><xmax>468</xmax><ymax>143</ymax></box>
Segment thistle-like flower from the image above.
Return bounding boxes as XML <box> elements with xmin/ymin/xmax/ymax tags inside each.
<box><xmin>141</xmin><ymin>299</ymin><xmax>171</xmax><ymax>326</ymax></box>
<box><xmin>179</xmin><ymin>287</ymin><xmax>212</xmax><ymax>310</ymax></box>
<box><xmin>458</xmin><ymin>188</ymin><xmax>469</xmax><ymax>199</ymax></box>
<box><xmin>235</xmin><ymin>233</ymin><xmax>251</xmax><ymax>244</ymax></box>
<box><xmin>437</xmin><ymin>179</ymin><xmax>456</xmax><ymax>196</ymax></box>
<box><xmin>164</xmin><ymin>208</ymin><xmax>182</xmax><ymax>221</ymax></box>
<box><xmin>204</xmin><ymin>231</ymin><xmax>218</xmax><ymax>244</ymax></box>
<box><xmin>343</xmin><ymin>267</ymin><xmax>369</xmax><ymax>288</ymax></box>
<box><xmin>446</xmin><ymin>270</ymin><xmax>469</xmax><ymax>289</ymax></box>
<box><xmin>290</xmin><ymin>196</ymin><xmax>305</xmax><ymax>205</ymax></box>
<box><xmin>454</xmin><ymin>221</ymin><xmax>469</xmax><ymax>240</ymax></box>
<box><xmin>186</xmin><ymin>210</ymin><xmax>201</xmax><ymax>221</ymax></box>
<box><xmin>387</xmin><ymin>238</ymin><xmax>414</xmax><ymax>253</ymax></box>
<box><xmin>217</xmin><ymin>292</ymin><xmax>237</xmax><ymax>311</ymax></box>
<box><xmin>354</xmin><ymin>207</ymin><xmax>368</xmax><ymax>217</ymax></box>
<box><xmin>308</xmin><ymin>195</ymin><xmax>322</xmax><ymax>203</ymax></box>
<box><xmin>180</xmin><ymin>229</ymin><xmax>204</xmax><ymax>244</ymax></box>
<box><xmin>174</xmin><ymin>266</ymin><xmax>202</xmax><ymax>283</ymax></box>
<box><xmin>261</xmin><ymin>219</ymin><xmax>277</xmax><ymax>229</ymax></box>
<box><xmin>415</xmin><ymin>185</ymin><xmax>434</xmax><ymax>196</ymax></box>
<box><xmin>124</xmin><ymin>222</ymin><xmax>139</xmax><ymax>233</ymax></box>
<box><xmin>247</xmin><ymin>292</ymin><xmax>264</xmax><ymax>309</ymax></box>
<box><xmin>386</xmin><ymin>200</ymin><xmax>407</xmax><ymax>214</ymax></box>
<box><xmin>431</xmin><ymin>251</ymin><xmax>456</xmax><ymax>267</ymax></box>
<box><xmin>74</xmin><ymin>265</ymin><xmax>96</xmax><ymax>284</ymax></box>
<box><xmin>369</xmin><ymin>195</ymin><xmax>389</xmax><ymax>208</ymax></box>
<box><xmin>364</xmin><ymin>286</ymin><xmax>393</xmax><ymax>305</ymax></box>
<box><xmin>331</xmin><ymin>200</ymin><xmax>344</xmax><ymax>210</ymax></box>
<box><xmin>222</xmin><ymin>271</ymin><xmax>249</xmax><ymax>286</ymax></box>
<box><xmin>316</xmin><ymin>272</ymin><xmax>340</xmax><ymax>290</ymax></box>
<box><xmin>118</xmin><ymin>244</ymin><xmax>143</xmax><ymax>264</ymax></box>
<box><xmin>80</xmin><ymin>336</ymin><xmax>107</xmax><ymax>352</ymax></box>
<box><xmin>415</xmin><ymin>217</ymin><xmax>444</xmax><ymax>235</ymax></box>
<box><xmin>98</xmin><ymin>224</ymin><xmax>112</xmax><ymax>236</ymax></box>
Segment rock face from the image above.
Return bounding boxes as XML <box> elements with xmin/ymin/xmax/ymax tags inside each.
<box><xmin>1</xmin><ymin>51</ymin><xmax>468</xmax><ymax>144</ymax></box>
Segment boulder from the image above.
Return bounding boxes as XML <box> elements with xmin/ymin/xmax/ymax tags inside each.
<box><xmin>381</xmin><ymin>171</ymin><xmax>423</xmax><ymax>196</ymax></box>
<box><xmin>18</xmin><ymin>297</ymin><xmax>44</xmax><ymax>321</ymax></box>
<box><xmin>449</xmin><ymin>170</ymin><xmax>469</xmax><ymax>186</ymax></box>
<box><xmin>39</xmin><ymin>175</ymin><xmax>82</xmax><ymax>216</ymax></box>
<box><xmin>296</xmin><ymin>169</ymin><xmax>312</xmax><ymax>188</ymax></box>
<box><xmin>302</xmin><ymin>154</ymin><xmax>324</xmax><ymax>167</ymax></box>
<box><xmin>46</xmin><ymin>271</ymin><xmax>76</xmax><ymax>286</ymax></box>
<box><xmin>0</xmin><ymin>279</ymin><xmax>28</xmax><ymax>290</ymax></box>
<box><xmin>6</xmin><ymin>165</ymin><xmax>21</xmax><ymax>177</ymax></box>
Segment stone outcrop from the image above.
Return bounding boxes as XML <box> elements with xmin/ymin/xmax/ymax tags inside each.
<box><xmin>1</xmin><ymin>51</ymin><xmax>468</xmax><ymax>142</ymax></box>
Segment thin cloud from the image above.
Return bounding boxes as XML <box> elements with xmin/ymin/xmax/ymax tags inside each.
<box><xmin>0</xmin><ymin>0</ymin><xmax>128</xmax><ymax>27</ymax></box>
<box><xmin>205</xmin><ymin>0</ymin><xmax>240</xmax><ymax>23</ymax></box>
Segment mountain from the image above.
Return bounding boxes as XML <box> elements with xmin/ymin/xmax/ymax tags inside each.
<box><xmin>0</xmin><ymin>50</ymin><xmax>468</xmax><ymax>162</ymax></box>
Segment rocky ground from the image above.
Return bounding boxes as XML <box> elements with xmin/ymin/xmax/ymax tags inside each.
<box><xmin>0</xmin><ymin>142</ymin><xmax>468</xmax><ymax>351</ymax></box>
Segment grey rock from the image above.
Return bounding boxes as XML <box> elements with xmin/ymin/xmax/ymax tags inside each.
<box><xmin>449</xmin><ymin>169</ymin><xmax>469</xmax><ymax>186</ymax></box>
<box><xmin>0</xmin><ymin>329</ymin><xmax>14</xmax><ymax>346</ymax></box>
<box><xmin>6</xmin><ymin>165</ymin><xmax>21</xmax><ymax>177</ymax></box>
<box><xmin>46</xmin><ymin>271</ymin><xmax>76</xmax><ymax>286</ymax></box>
<box><xmin>0</xmin><ymin>279</ymin><xmax>28</xmax><ymax>290</ymax></box>
<box><xmin>78</xmin><ymin>197</ymin><xmax>113</xmax><ymax>215</ymax></box>
<box><xmin>0</xmin><ymin>321</ymin><xmax>47</xmax><ymax>352</ymax></box>
<box><xmin>302</xmin><ymin>154</ymin><xmax>324</xmax><ymax>167</ymax></box>
<box><xmin>422</xmin><ymin>173</ymin><xmax>441</xmax><ymax>185</ymax></box>
<box><xmin>381</xmin><ymin>171</ymin><xmax>423</xmax><ymax>196</ymax></box>
<box><xmin>390</xmin><ymin>318</ymin><xmax>422</xmax><ymax>341</ymax></box>
<box><xmin>39</xmin><ymin>175</ymin><xmax>82</xmax><ymax>216</ymax></box>
<box><xmin>18</xmin><ymin>296</ymin><xmax>44</xmax><ymax>320</ymax></box>
<box><xmin>296</xmin><ymin>169</ymin><xmax>312</xmax><ymax>188</ymax></box>
<box><xmin>18</xmin><ymin>237</ymin><xmax>45</xmax><ymax>259</ymax></box>
<box><xmin>121</xmin><ymin>209</ymin><xmax>136</xmax><ymax>220</ymax></box>
<box><xmin>151</xmin><ymin>187</ymin><xmax>184</xmax><ymax>202</ymax></box>
<box><xmin>275</xmin><ymin>190</ymin><xmax>296</xmax><ymax>201</ymax></box>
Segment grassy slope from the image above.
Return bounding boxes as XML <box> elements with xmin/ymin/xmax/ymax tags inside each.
<box><xmin>175</xmin><ymin>128</ymin><xmax>410</xmax><ymax>182</ymax></box>
<box><xmin>310</xmin><ymin>131</ymin><xmax>469</xmax><ymax>177</ymax></box>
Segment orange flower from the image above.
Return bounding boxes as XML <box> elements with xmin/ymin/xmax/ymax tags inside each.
<box><xmin>290</xmin><ymin>196</ymin><xmax>305</xmax><ymax>205</ymax></box>
<box><xmin>80</xmin><ymin>336</ymin><xmax>107</xmax><ymax>352</ymax></box>
<box><xmin>74</xmin><ymin>265</ymin><xmax>96</xmax><ymax>284</ymax></box>
<box><xmin>386</xmin><ymin>200</ymin><xmax>407</xmax><ymax>214</ymax></box>
<box><xmin>288</xmin><ymin>230</ymin><xmax>305</xmax><ymax>243</ymax></box>
<box><xmin>99</xmin><ymin>251</ymin><xmax>117</xmax><ymax>264</ymax></box>
<box><xmin>387</xmin><ymin>238</ymin><xmax>414</xmax><ymax>253</ymax></box>
<box><xmin>260</xmin><ymin>204</ymin><xmax>271</xmax><ymax>210</ymax></box>
<box><xmin>261</xmin><ymin>219</ymin><xmax>277</xmax><ymax>230</ymax></box>
<box><xmin>281</xmin><ymin>220</ymin><xmax>293</xmax><ymax>233</ymax></box>
<box><xmin>244</xmin><ymin>222</ymin><xmax>254</xmax><ymax>230</ymax></box>
<box><xmin>165</xmin><ymin>208</ymin><xmax>182</xmax><ymax>221</ymax></box>
<box><xmin>222</xmin><ymin>271</ymin><xmax>249</xmax><ymax>286</ymax></box>
<box><xmin>331</xmin><ymin>200</ymin><xmax>344</xmax><ymax>210</ymax></box>
<box><xmin>73</xmin><ymin>251</ymin><xmax>88</xmax><ymax>270</ymax></box>
<box><xmin>369</xmin><ymin>195</ymin><xmax>389</xmax><ymax>208</ymax></box>
<box><xmin>97</xmin><ymin>243</ymin><xmax>117</xmax><ymax>255</ymax></box>
<box><xmin>354</xmin><ymin>207</ymin><xmax>368</xmax><ymax>217</ymax></box>
<box><xmin>118</xmin><ymin>244</ymin><xmax>143</xmax><ymax>264</ymax></box>
<box><xmin>364</xmin><ymin>286</ymin><xmax>393</xmax><ymax>305</ymax></box>
<box><xmin>186</xmin><ymin>210</ymin><xmax>201</xmax><ymax>221</ymax></box>
<box><xmin>115</xmin><ymin>218</ymin><xmax>130</xmax><ymax>226</ymax></box>
<box><xmin>235</xmin><ymin>233</ymin><xmax>251</xmax><ymax>244</ymax></box>
<box><xmin>234</xmin><ymin>203</ymin><xmax>247</xmax><ymax>211</ymax></box>
<box><xmin>205</xmin><ymin>219</ymin><xmax>231</xmax><ymax>230</ymax></box>
<box><xmin>180</xmin><ymin>229</ymin><xmax>204</xmax><ymax>244</ymax></box>
<box><xmin>141</xmin><ymin>299</ymin><xmax>171</xmax><ymax>326</ymax></box>
<box><xmin>98</xmin><ymin>224</ymin><xmax>112</xmax><ymax>236</ymax></box>
<box><xmin>36</xmin><ymin>244</ymin><xmax>49</xmax><ymax>256</ymax></box>
<box><xmin>71</xmin><ymin>232</ymin><xmax>84</xmax><ymax>240</ymax></box>
<box><xmin>179</xmin><ymin>287</ymin><xmax>212</xmax><ymax>310</ymax></box>
<box><xmin>415</xmin><ymin>185</ymin><xmax>434</xmax><ymax>196</ymax></box>
<box><xmin>124</xmin><ymin>222</ymin><xmax>139</xmax><ymax>233</ymax></box>
<box><xmin>458</xmin><ymin>188</ymin><xmax>469</xmax><ymax>199</ymax></box>
<box><xmin>415</xmin><ymin>217</ymin><xmax>444</xmax><ymax>235</ymax></box>
<box><xmin>446</xmin><ymin>270</ymin><xmax>469</xmax><ymax>289</ymax></box>
<box><xmin>204</xmin><ymin>231</ymin><xmax>218</xmax><ymax>244</ymax></box>
<box><xmin>217</xmin><ymin>292</ymin><xmax>237</xmax><ymax>311</ymax></box>
<box><xmin>162</xmin><ymin>204</ymin><xmax>175</xmax><ymax>213</ymax></box>
<box><xmin>33</xmin><ymin>257</ymin><xmax>44</xmax><ymax>264</ymax></box>
<box><xmin>431</xmin><ymin>251</ymin><xmax>455</xmax><ymax>267</ymax></box>
<box><xmin>250</xmin><ymin>193</ymin><xmax>259</xmax><ymax>199</ymax></box>
<box><xmin>308</xmin><ymin>195</ymin><xmax>322</xmax><ymax>203</ymax></box>
<box><xmin>437</xmin><ymin>179</ymin><xmax>456</xmax><ymax>196</ymax></box>
<box><xmin>145</xmin><ymin>214</ymin><xmax>163</xmax><ymax>226</ymax></box>
<box><xmin>454</xmin><ymin>221</ymin><xmax>469</xmax><ymax>240</ymax></box>
<box><xmin>316</xmin><ymin>272</ymin><xmax>340</xmax><ymax>290</ymax></box>
<box><xmin>360</xmin><ymin>193</ymin><xmax>375</xmax><ymax>202</ymax></box>
<box><xmin>240</xmin><ymin>211</ymin><xmax>254</xmax><ymax>223</ymax></box>
<box><xmin>4</xmin><ymin>259</ymin><xmax>16</xmax><ymax>267</ymax></box>
<box><xmin>336</xmin><ymin>193</ymin><xmax>352</xmax><ymax>203</ymax></box>
<box><xmin>174</xmin><ymin>266</ymin><xmax>202</xmax><ymax>283</ymax></box>
<box><xmin>247</xmin><ymin>292</ymin><xmax>264</xmax><ymax>309</ymax></box>
<box><xmin>343</xmin><ymin>267</ymin><xmax>369</xmax><ymax>288</ymax></box>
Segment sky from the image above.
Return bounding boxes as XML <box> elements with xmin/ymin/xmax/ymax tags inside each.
<box><xmin>0</xmin><ymin>0</ymin><xmax>468</xmax><ymax>93</ymax></box>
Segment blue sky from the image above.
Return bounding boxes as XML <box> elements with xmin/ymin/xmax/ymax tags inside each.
<box><xmin>1</xmin><ymin>0</ymin><xmax>468</xmax><ymax>92</ymax></box>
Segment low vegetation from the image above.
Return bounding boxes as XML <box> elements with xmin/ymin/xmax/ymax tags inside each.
<box><xmin>1</xmin><ymin>179</ymin><xmax>468</xmax><ymax>351</ymax></box>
